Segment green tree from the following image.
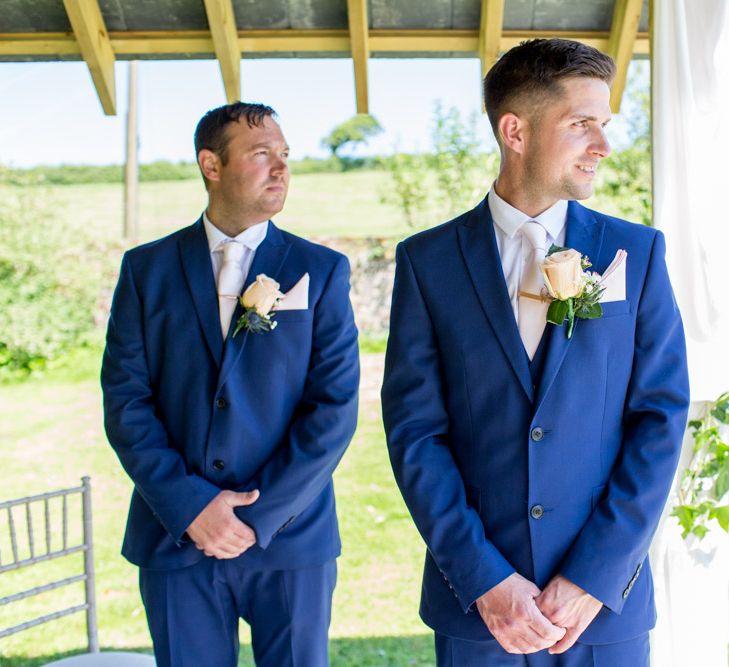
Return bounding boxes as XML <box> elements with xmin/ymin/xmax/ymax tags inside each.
<box><xmin>383</xmin><ymin>103</ymin><xmax>494</xmax><ymax>229</ymax></box>
<box><xmin>596</xmin><ymin>61</ymin><xmax>652</xmax><ymax>226</ymax></box>
<box><xmin>321</xmin><ymin>114</ymin><xmax>383</xmax><ymax>159</ymax></box>
<box><xmin>430</xmin><ymin>102</ymin><xmax>485</xmax><ymax>217</ymax></box>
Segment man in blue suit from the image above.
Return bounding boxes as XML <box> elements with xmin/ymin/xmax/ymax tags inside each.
<box><xmin>102</xmin><ymin>102</ymin><xmax>359</xmax><ymax>667</ymax></box>
<box><xmin>381</xmin><ymin>39</ymin><xmax>689</xmax><ymax>665</ymax></box>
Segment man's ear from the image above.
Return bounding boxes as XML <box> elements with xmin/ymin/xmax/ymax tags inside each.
<box><xmin>198</xmin><ymin>149</ymin><xmax>221</xmax><ymax>183</ymax></box>
<box><xmin>498</xmin><ymin>112</ymin><xmax>526</xmax><ymax>155</ymax></box>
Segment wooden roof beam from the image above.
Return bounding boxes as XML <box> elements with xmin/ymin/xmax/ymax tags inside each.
<box><xmin>607</xmin><ymin>0</ymin><xmax>643</xmax><ymax>112</ymax></box>
<box><xmin>347</xmin><ymin>0</ymin><xmax>370</xmax><ymax>114</ymax></box>
<box><xmin>0</xmin><ymin>30</ymin><xmax>651</xmax><ymax>59</ymax></box>
<box><xmin>202</xmin><ymin>0</ymin><xmax>241</xmax><ymax>103</ymax></box>
<box><xmin>62</xmin><ymin>0</ymin><xmax>116</xmax><ymax>115</ymax></box>
<box><xmin>479</xmin><ymin>0</ymin><xmax>505</xmax><ymax>78</ymax></box>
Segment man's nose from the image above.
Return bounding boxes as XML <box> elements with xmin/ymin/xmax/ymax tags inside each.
<box><xmin>591</xmin><ymin>127</ymin><xmax>611</xmax><ymax>158</ymax></box>
<box><xmin>271</xmin><ymin>156</ymin><xmax>287</xmax><ymax>174</ymax></box>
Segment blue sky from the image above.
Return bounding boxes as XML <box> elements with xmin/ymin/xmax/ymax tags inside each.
<box><xmin>0</xmin><ymin>57</ymin><xmax>645</xmax><ymax>167</ymax></box>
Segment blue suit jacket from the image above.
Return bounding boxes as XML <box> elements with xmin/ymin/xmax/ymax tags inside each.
<box><xmin>102</xmin><ymin>219</ymin><xmax>359</xmax><ymax>571</ymax></box>
<box><xmin>381</xmin><ymin>198</ymin><xmax>689</xmax><ymax>644</ymax></box>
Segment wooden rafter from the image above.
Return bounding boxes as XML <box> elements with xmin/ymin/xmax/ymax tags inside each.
<box><xmin>479</xmin><ymin>0</ymin><xmax>505</xmax><ymax>78</ymax></box>
<box><xmin>202</xmin><ymin>0</ymin><xmax>241</xmax><ymax>103</ymax></box>
<box><xmin>61</xmin><ymin>0</ymin><xmax>116</xmax><ymax>115</ymax></box>
<box><xmin>607</xmin><ymin>0</ymin><xmax>644</xmax><ymax>112</ymax></box>
<box><xmin>346</xmin><ymin>0</ymin><xmax>370</xmax><ymax>114</ymax></box>
<box><xmin>0</xmin><ymin>29</ymin><xmax>651</xmax><ymax>59</ymax></box>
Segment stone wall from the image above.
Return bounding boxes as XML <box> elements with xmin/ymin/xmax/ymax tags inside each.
<box><xmin>314</xmin><ymin>237</ymin><xmax>396</xmax><ymax>336</ymax></box>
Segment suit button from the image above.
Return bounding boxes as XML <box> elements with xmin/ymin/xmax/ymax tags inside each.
<box><xmin>212</xmin><ymin>459</ymin><xmax>225</xmax><ymax>471</ymax></box>
<box><xmin>216</xmin><ymin>397</ymin><xmax>227</xmax><ymax>409</ymax></box>
<box><xmin>531</xmin><ymin>427</ymin><xmax>544</xmax><ymax>442</ymax></box>
<box><xmin>530</xmin><ymin>504</ymin><xmax>544</xmax><ymax>519</ymax></box>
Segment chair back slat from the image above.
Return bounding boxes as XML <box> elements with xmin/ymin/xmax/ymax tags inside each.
<box><xmin>0</xmin><ymin>478</ymin><xmax>99</xmax><ymax>653</ymax></box>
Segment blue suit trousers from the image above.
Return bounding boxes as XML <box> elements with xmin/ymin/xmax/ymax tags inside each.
<box><xmin>139</xmin><ymin>557</ymin><xmax>336</xmax><ymax>667</ymax></box>
<box><xmin>435</xmin><ymin>633</ymin><xmax>649</xmax><ymax>667</ymax></box>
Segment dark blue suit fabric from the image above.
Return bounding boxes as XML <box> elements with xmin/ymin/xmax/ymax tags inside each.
<box><xmin>381</xmin><ymin>197</ymin><xmax>690</xmax><ymax>646</ymax></box>
<box><xmin>101</xmin><ymin>219</ymin><xmax>359</xmax><ymax>664</ymax></box>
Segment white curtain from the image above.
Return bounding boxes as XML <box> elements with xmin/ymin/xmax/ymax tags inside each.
<box><xmin>650</xmin><ymin>1</ymin><xmax>729</xmax><ymax>665</ymax></box>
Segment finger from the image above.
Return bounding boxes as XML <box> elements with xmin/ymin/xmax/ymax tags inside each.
<box><xmin>206</xmin><ymin>544</ymin><xmax>243</xmax><ymax>559</ymax></box>
<box><xmin>496</xmin><ymin>624</ymin><xmax>554</xmax><ymax>655</ymax></box>
<box><xmin>226</xmin><ymin>519</ymin><xmax>256</xmax><ymax>542</ymax></box>
<box><xmin>528</xmin><ymin>601</ymin><xmax>566</xmax><ymax>642</ymax></box>
<box><xmin>216</xmin><ymin>535</ymin><xmax>252</xmax><ymax>553</ymax></box>
<box><xmin>548</xmin><ymin>626</ymin><xmax>581</xmax><ymax>654</ymax></box>
<box><xmin>228</xmin><ymin>489</ymin><xmax>260</xmax><ymax>508</ymax></box>
<box><xmin>503</xmin><ymin>635</ymin><xmax>546</xmax><ymax>655</ymax></box>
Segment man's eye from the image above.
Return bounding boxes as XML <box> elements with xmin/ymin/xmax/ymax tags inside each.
<box><xmin>573</xmin><ymin>121</ymin><xmax>587</xmax><ymax>128</ymax></box>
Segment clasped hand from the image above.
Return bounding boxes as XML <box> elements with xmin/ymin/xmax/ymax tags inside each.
<box><xmin>186</xmin><ymin>489</ymin><xmax>259</xmax><ymax>559</ymax></box>
<box><xmin>476</xmin><ymin>573</ymin><xmax>602</xmax><ymax>654</ymax></box>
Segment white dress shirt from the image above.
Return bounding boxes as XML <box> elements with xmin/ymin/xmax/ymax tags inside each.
<box><xmin>487</xmin><ymin>184</ymin><xmax>568</xmax><ymax>323</ymax></box>
<box><xmin>203</xmin><ymin>211</ymin><xmax>269</xmax><ymax>285</ymax></box>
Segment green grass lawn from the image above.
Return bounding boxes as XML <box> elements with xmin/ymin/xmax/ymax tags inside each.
<box><xmin>35</xmin><ymin>170</ymin><xmax>410</xmax><ymax>244</ymax></box>
<box><xmin>0</xmin><ymin>350</ymin><xmax>434</xmax><ymax>666</ymax></box>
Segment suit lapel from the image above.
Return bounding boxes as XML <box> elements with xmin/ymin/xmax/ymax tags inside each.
<box><xmin>217</xmin><ymin>222</ymin><xmax>292</xmax><ymax>389</ymax></box>
<box><xmin>534</xmin><ymin>201</ymin><xmax>605</xmax><ymax>411</ymax></box>
<box><xmin>179</xmin><ymin>218</ymin><xmax>223</xmax><ymax>368</ymax></box>
<box><xmin>457</xmin><ymin>198</ymin><xmax>534</xmax><ymax>402</ymax></box>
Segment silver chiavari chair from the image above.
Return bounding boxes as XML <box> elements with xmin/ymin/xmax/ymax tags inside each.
<box><xmin>0</xmin><ymin>476</ymin><xmax>98</xmax><ymax>652</ymax></box>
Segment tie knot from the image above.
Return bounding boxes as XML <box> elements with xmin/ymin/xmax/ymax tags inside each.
<box><xmin>521</xmin><ymin>221</ymin><xmax>548</xmax><ymax>252</ymax></box>
<box><xmin>220</xmin><ymin>241</ymin><xmax>245</xmax><ymax>263</ymax></box>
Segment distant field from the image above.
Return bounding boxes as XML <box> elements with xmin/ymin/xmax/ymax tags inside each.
<box><xmin>35</xmin><ymin>170</ymin><xmax>411</xmax><ymax>243</ymax></box>
<box><xmin>7</xmin><ymin>167</ymin><xmax>643</xmax><ymax>248</ymax></box>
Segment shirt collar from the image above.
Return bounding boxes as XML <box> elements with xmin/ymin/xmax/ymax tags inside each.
<box><xmin>203</xmin><ymin>211</ymin><xmax>269</xmax><ymax>253</ymax></box>
<box><xmin>487</xmin><ymin>183</ymin><xmax>568</xmax><ymax>242</ymax></box>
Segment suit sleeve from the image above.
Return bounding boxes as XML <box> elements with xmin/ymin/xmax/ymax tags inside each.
<box><xmin>559</xmin><ymin>230</ymin><xmax>690</xmax><ymax>613</ymax></box>
<box><xmin>101</xmin><ymin>253</ymin><xmax>220</xmax><ymax>542</ymax></box>
<box><xmin>381</xmin><ymin>242</ymin><xmax>516</xmax><ymax>613</ymax></box>
<box><xmin>234</xmin><ymin>254</ymin><xmax>359</xmax><ymax>549</ymax></box>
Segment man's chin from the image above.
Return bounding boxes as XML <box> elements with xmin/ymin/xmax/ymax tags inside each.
<box><xmin>565</xmin><ymin>184</ymin><xmax>594</xmax><ymax>201</ymax></box>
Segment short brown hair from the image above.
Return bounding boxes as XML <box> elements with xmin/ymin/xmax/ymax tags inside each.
<box><xmin>483</xmin><ymin>38</ymin><xmax>616</xmax><ymax>139</ymax></box>
<box><xmin>194</xmin><ymin>101</ymin><xmax>277</xmax><ymax>187</ymax></box>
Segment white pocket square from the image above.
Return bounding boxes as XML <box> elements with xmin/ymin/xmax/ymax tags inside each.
<box><xmin>598</xmin><ymin>250</ymin><xmax>627</xmax><ymax>303</ymax></box>
<box><xmin>274</xmin><ymin>273</ymin><xmax>309</xmax><ymax>310</ymax></box>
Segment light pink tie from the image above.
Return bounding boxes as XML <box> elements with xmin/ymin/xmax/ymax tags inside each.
<box><xmin>217</xmin><ymin>241</ymin><xmax>245</xmax><ymax>339</ymax></box>
<box><xmin>518</xmin><ymin>221</ymin><xmax>549</xmax><ymax>360</ymax></box>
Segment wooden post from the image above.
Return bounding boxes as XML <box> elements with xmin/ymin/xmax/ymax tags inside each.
<box><xmin>123</xmin><ymin>60</ymin><xmax>139</xmax><ymax>241</ymax></box>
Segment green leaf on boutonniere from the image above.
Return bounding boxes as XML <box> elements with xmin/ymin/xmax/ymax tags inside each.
<box><xmin>547</xmin><ymin>299</ymin><xmax>569</xmax><ymax>325</ymax></box>
<box><xmin>575</xmin><ymin>302</ymin><xmax>603</xmax><ymax>319</ymax></box>
<box><xmin>546</xmin><ymin>244</ymin><xmax>569</xmax><ymax>257</ymax></box>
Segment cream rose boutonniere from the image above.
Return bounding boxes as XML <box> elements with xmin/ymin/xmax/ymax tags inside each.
<box><xmin>232</xmin><ymin>274</ymin><xmax>283</xmax><ymax>336</ymax></box>
<box><xmin>541</xmin><ymin>245</ymin><xmax>604</xmax><ymax>339</ymax></box>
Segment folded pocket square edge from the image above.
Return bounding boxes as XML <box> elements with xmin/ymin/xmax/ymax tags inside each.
<box><xmin>273</xmin><ymin>273</ymin><xmax>309</xmax><ymax>311</ymax></box>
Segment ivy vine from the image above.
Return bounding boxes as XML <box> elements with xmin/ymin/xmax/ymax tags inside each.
<box><xmin>672</xmin><ymin>392</ymin><xmax>729</xmax><ymax>540</ymax></box>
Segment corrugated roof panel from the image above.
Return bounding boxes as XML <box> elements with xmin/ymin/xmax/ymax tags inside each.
<box><xmin>288</xmin><ymin>0</ymin><xmax>348</xmax><ymax>29</ymax></box>
<box><xmin>99</xmin><ymin>0</ymin><xmax>208</xmax><ymax>31</ymax></box>
<box><xmin>503</xmin><ymin>0</ymin><xmax>538</xmax><ymax>30</ymax></box>
<box><xmin>233</xmin><ymin>0</ymin><xmax>290</xmax><ymax>29</ymax></box>
<box><xmin>533</xmin><ymin>0</ymin><xmax>613</xmax><ymax>31</ymax></box>
<box><xmin>0</xmin><ymin>0</ymin><xmax>71</xmax><ymax>32</ymax></box>
<box><xmin>370</xmin><ymin>0</ymin><xmax>453</xmax><ymax>29</ymax></box>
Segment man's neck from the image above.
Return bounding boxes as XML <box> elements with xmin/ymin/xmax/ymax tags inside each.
<box><xmin>206</xmin><ymin>203</ymin><xmax>267</xmax><ymax>238</ymax></box>
<box><xmin>493</xmin><ymin>176</ymin><xmax>558</xmax><ymax>219</ymax></box>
